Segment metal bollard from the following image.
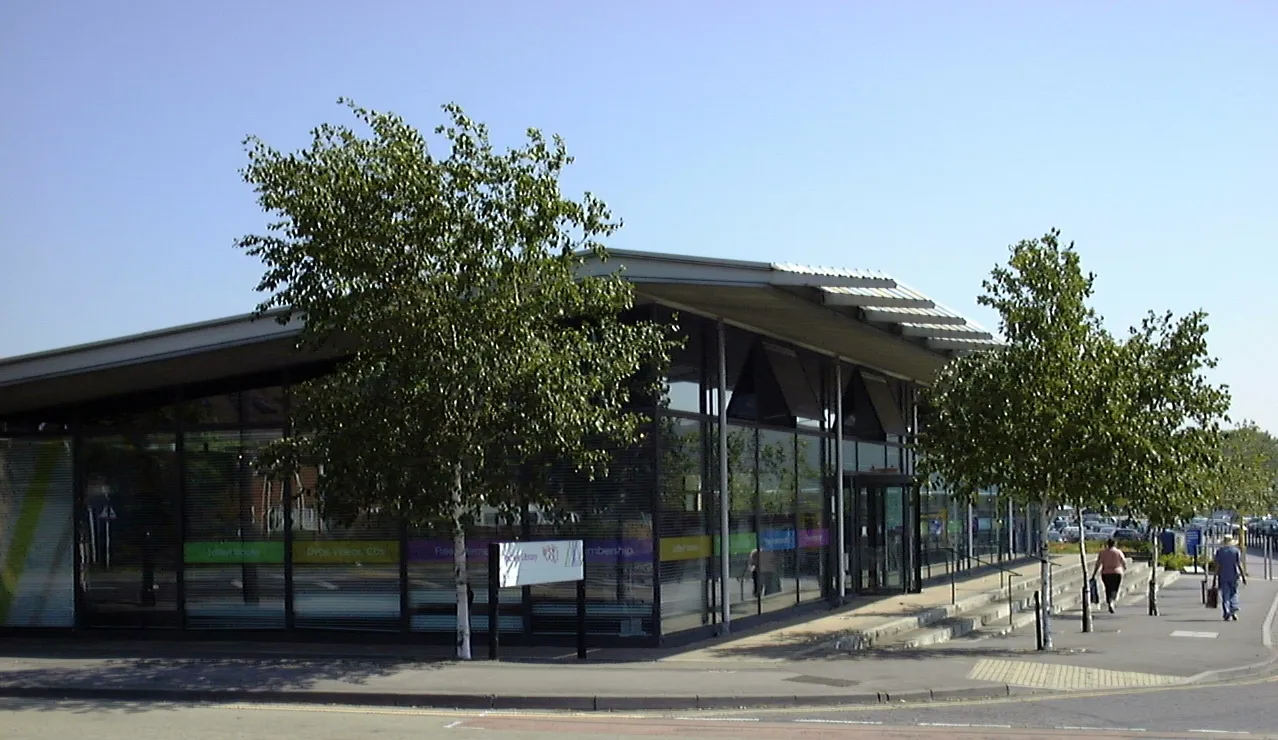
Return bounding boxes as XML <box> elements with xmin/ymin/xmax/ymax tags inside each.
<box><xmin>1034</xmin><ymin>590</ymin><xmax>1044</xmax><ymax>651</ymax></box>
<box><xmin>1009</xmin><ymin>576</ymin><xmax>1015</xmax><ymax>628</ymax></box>
<box><xmin>950</xmin><ymin>549</ymin><xmax>957</xmax><ymax>605</ymax></box>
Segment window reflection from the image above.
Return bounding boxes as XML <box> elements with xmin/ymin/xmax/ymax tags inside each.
<box><xmin>658</xmin><ymin>416</ymin><xmax>709</xmax><ymax>632</ymax></box>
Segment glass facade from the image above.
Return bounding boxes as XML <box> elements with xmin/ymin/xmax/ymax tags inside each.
<box><xmin>0</xmin><ymin>305</ymin><xmax>1040</xmax><ymax>644</ymax></box>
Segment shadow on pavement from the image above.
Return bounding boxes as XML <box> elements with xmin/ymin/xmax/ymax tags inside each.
<box><xmin>0</xmin><ymin>656</ymin><xmax>439</xmax><ymax>714</ymax></box>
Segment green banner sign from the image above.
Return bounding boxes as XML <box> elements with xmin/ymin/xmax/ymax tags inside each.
<box><xmin>184</xmin><ymin>541</ymin><xmax>285</xmax><ymax>564</ymax></box>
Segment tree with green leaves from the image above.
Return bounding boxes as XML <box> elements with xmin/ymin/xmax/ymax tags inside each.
<box><xmin>1099</xmin><ymin>309</ymin><xmax>1230</xmax><ymax>613</ymax></box>
<box><xmin>236</xmin><ymin>100</ymin><xmax>674</xmax><ymax>659</ymax></box>
<box><xmin>921</xmin><ymin>230</ymin><xmax>1137</xmax><ymax>647</ymax></box>
<box><xmin>1212</xmin><ymin>422</ymin><xmax>1278</xmax><ymax>518</ymax></box>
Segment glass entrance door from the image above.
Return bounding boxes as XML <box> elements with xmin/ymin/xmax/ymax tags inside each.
<box><xmin>849</xmin><ymin>476</ymin><xmax>916</xmax><ymax>594</ymax></box>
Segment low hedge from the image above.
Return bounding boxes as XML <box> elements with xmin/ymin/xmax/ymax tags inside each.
<box><xmin>1159</xmin><ymin>553</ymin><xmax>1193</xmax><ymax>571</ymax></box>
<box><xmin>1047</xmin><ymin>538</ymin><xmax>1153</xmax><ymax>555</ymax></box>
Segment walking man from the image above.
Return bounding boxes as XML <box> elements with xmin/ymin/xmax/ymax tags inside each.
<box><xmin>1214</xmin><ymin>535</ymin><xmax>1247</xmax><ymax>621</ymax></box>
<box><xmin>1092</xmin><ymin>538</ymin><xmax>1128</xmax><ymax>613</ymax></box>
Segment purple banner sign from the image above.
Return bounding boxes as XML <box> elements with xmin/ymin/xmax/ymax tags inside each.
<box><xmin>799</xmin><ymin>528</ymin><xmax>829</xmax><ymax>548</ymax></box>
<box><xmin>407</xmin><ymin>540</ymin><xmax>494</xmax><ymax>563</ymax></box>
<box><xmin>407</xmin><ymin>538</ymin><xmax>653</xmax><ymax>565</ymax></box>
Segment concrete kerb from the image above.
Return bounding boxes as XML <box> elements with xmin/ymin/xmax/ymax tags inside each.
<box><xmin>0</xmin><ymin>683</ymin><xmax>1031</xmax><ymax>712</ymax></box>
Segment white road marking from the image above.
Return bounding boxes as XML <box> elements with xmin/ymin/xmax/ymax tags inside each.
<box><xmin>794</xmin><ymin>719</ymin><xmax>883</xmax><ymax>725</ymax></box>
<box><xmin>673</xmin><ymin>717</ymin><xmax>759</xmax><ymax>722</ymax></box>
<box><xmin>1263</xmin><ymin>578</ymin><xmax>1278</xmax><ymax>649</ymax></box>
<box><xmin>230</xmin><ymin>579</ymin><xmax>243</xmax><ymax>590</ymax></box>
<box><xmin>1189</xmin><ymin>731</ymin><xmax>1248</xmax><ymax>735</ymax></box>
<box><xmin>1171</xmin><ymin>630</ymin><xmax>1219</xmax><ymax>638</ymax></box>
<box><xmin>444</xmin><ymin>720</ymin><xmax>462</xmax><ymax>728</ymax></box>
<box><xmin>312</xmin><ymin>580</ymin><xmax>340</xmax><ymax>591</ymax></box>
<box><xmin>1058</xmin><ymin>726</ymin><xmax>1143</xmax><ymax>732</ymax></box>
<box><xmin>919</xmin><ymin>723</ymin><xmax>1011</xmax><ymax>728</ymax></box>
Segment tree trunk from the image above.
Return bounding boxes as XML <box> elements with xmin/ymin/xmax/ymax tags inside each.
<box><xmin>1147</xmin><ymin>527</ymin><xmax>1159</xmax><ymax>616</ymax></box>
<box><xmin>452</xmin><ymin>463</ymin><xmax>472</xmax><ymax>660</ymax></box>
<box><xmin>1078</xmin><ymin>509</ymin><xmax>1092</xmax><ymax>632</ymax></box>
<box><xmin>1038</xmin><ymin>505</ymin><xmax>1053</xmax><ymax>649</ymax></box>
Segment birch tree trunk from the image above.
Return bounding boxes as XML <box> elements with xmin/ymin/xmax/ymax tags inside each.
<box><xmin>1147</xmin><ymin>527</ymin><xmax>1160</xmax><ymax>616</ymax></box>
<box><xmin>1039</xmin><ymin>504</ymin><xmax>1053</xmax><ymax>649</ymax></box>
<box><xmin>452</xmin><ymin>463</ymin><xmax>472</xmax><ymax>660</ymax></box>
<box><xmin>1078</xmin><ymin>509</ymin><xmax>1092</xmax><ymax>632</ymax></box>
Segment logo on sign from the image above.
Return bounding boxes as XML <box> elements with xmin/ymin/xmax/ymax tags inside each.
<box><xmin>542</xmin><ymin>544</ymin><xmax>559</xmax><ymax>564</ymax></box>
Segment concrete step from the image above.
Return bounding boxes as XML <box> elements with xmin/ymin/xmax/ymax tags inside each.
<box><xmin>880</xmin><ymin>565</ymin><xmax>1099</xmax><ymax>649</ymax></box>
<box><xmin>873</xmin><ymin>562</ymin><xmax>1160</xmax><ymax>650</ymax></box>
<box><xmin>830</xmin><ymin>559</ymin><xmax>1084</xmax><ymax>651</ymax></box>
<box><xmin>964</xmin><ymin>564</ymin><xmax>1161</xmax><ymax>641</ymax></box>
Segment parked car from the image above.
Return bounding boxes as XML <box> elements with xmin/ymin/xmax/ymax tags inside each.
<box><xmin>1113</xmin><ymin>528</ymin><xmax>1141</xmax><ymax>541</ymax></box>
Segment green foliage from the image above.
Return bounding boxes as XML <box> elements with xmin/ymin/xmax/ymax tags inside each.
<box><xmin>919</xmin><ymin>230</ymin><xmax>1114</xmax><ymax>512</ymax></box>
<box><xmin>1210</xmin><ymin>422</ymin><xmax>1278</xmax><ymax>516</ymax></box>
<box><xmin>1048</xmin><ymin>538</ymin><xmax>1153</xmax><ymax>555</ymax></box>
<box><xmin>1159</xmin><ymin>553</ymin><xmax>1193</xmax><ymax>571</ymax></box>
<box><xmin>920</xmin><ymin>228</ymin><xmax>1232</xmax><ymax>534</ymax></box>
<box><xmin>1101</xmin><ymin>310</ymin><xmax>1231</xmax><ymax>530</ymax></box>
<box><xmin>235</xmin><ymin>98</ymin><xmax>676</xmax><ymax>530</ymax></box>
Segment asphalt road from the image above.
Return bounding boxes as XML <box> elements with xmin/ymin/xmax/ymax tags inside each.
<box><xmin>1</xmin><ymin>693</ymin><xmax>1272</xmax><ymax>739</ymax></box>
<box><xmin>699</xmin><ymin>672</ymin><xmax>1278</xmax><ymax>736</ymax></box>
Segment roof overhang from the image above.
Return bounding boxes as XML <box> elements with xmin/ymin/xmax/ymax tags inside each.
<box><xmin>0</xmin><ymin>311</ymin><xmax>341</xmax><ymax>417</ymax></box>
<box><xmin>579</xmin><ymin>249</ymin><xmax>999</xmax><ymax>381</ymax></box>
<box><xmin>0</xmin><ymin>249</ymin><xmax>999</xmax><ymax>417</ymax></box>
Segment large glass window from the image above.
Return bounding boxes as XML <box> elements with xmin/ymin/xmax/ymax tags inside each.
<box><xmin>183</xmin><ymin>430</ymin><xmax>286</xmax><ymax>629</ymax></box>
<box><xmin>81</xmin><ymin>434</ymin><xmax>180</xmax><ymax>628</ymax></box>
<box><xmin>796</xmin><ymin>432</ymin><xmax>826</xmax><ymax>602</ymax></box>
<box><xmin>182</xmin><ymin>392</ymin><xmax>242</xmax><ymax>428</ymax></box>
<box><xmin>291</xmin><ymin>463</ymin><xmax>401</xmax><ymax>631</ymax></box>
<box><xmin>660</xmin><ymin>313</ymin><xmax>705</xmax><ymax>415</ymax></box>
<box><xmin>971</xmin><ymin>490</ymin><xmax>1000</xmax><ymax>561</ymax></box>
<box><xmin>657</xmin><ymin>416</ymin><xmax>709</xmax><ymax>634</ymax></box>
<box><xmin>532</xmin><ymin>428</ymin><xmax>655</xmax><ymax>639</ymax></box>
<box><xmin>856</xmin><ymin>441</ymin><xmax>888</xmax><ymax>472</ymax></box>
<box><xmin>919</xmin><ymin>484</ymin><xmax>954</xmax><ymax>580</ymax></box>
<box><xmin>0</xmin><ymin>437</ymin><xmax>75</xmax><ymax>627</ymax></box>
<box><xmin>408</xmin><ymin>511</ymin><xmax>521</xmax><ymax>638</ymax></box>
<box><xmin>757</xmin><ymin>429</ymin><xmax>797</xmax><ymax>613</ymax></box>
<box><xmin>724</xmin><ymin>425</ymin><xmax>758</xmax><ymax>617</ymax></box>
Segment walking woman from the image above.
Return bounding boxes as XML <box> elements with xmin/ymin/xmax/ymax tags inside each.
<box><xmin>1092</xmin><ymin>538</ymin><xmax>1129</xmax><ymax>613</ymax></box>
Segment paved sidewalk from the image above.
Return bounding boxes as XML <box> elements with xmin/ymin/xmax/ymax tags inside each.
<box><xmin>0</xmin><ymin>556</ymin><xmax>1272</xmax><ymax>710</ymax></box>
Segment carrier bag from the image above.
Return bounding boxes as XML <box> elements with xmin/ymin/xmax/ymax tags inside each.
<box><xmin>1089</xmin><ymin>577</ymin><xmax>1100</xmax><ymax>605</ymax></box>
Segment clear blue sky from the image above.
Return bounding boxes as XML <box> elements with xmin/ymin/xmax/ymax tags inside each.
<box><xmin>2</xmin><ymin>1</ymin><xmax>1274</xmax><ymax>428</ymax></box>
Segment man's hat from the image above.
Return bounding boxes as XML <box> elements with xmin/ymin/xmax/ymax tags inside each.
<box><xmin>1222</xmin><ymin>535</ymin><xmax>1236</xmax><ymax>545</ymax></box>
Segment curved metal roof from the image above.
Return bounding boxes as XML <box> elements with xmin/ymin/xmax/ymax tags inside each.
<box><xmin>581</xmin><ymin>250</ymin><xmax>998</xmax><ymax>357</ymax></box>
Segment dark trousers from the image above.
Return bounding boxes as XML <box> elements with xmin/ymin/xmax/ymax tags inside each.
<box><xmin>1101</xmin><ymin>573</ymin><xmax>1123</xmax><ymax>603</ymax></box>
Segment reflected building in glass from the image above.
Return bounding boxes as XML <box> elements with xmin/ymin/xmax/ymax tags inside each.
<box><xmin>0</xmin><ymin>250</ymin><xmax>1040</xmax><ymax>646</ymax></box>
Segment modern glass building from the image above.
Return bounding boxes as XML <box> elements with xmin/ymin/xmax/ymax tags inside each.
<box><xmin>0</xmin><ymin>250</ymin><xmax>1040</xmax><ymax>646</ymax></box>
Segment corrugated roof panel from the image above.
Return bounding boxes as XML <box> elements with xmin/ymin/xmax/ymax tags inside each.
<box><xmin>820</xmin><ymin>285</ymin><xmax>934</xmax><ymax>302</ymax></box>
<box><xmin>771</xmin><ymin>262</ymin><xmax>894</xmax><ymax>281</ymax></box>
<box><xmin>862</xmin><ymin>304</ymin><xmax>968</xmax><ymax>320</ymax></box>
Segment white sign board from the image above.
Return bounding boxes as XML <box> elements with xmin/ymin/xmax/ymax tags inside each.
<box><xmin>497</xmin><ymin>540</ymin><xmax>584</xmax><ymax>588</ymax></box>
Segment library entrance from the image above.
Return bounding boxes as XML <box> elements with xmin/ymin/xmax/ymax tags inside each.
<box><xmin>846</xmin><ymin>474</ymin><xmax>921</xmax><ymax>595</ymax></box>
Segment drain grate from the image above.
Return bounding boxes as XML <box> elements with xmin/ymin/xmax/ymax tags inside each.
<box><xmin>784</xmin><ymin>675</ymin><xmax>860</xmax><ymax>688</ymax></box>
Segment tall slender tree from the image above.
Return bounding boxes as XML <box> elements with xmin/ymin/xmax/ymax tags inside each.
<box><xmin>921</xmin><ymin>229</ymin><xmax>1115</xmax><ymax>647</ymax></box>
<box><xmin>1102</xmin><ymin>310</ymin><xmax>1230</xmax><ymax>613</ymax></box>
<box><xmin>237</xmin><ymin>100</ymin><xmax>674</xmax><ymax>658</ymax></box>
